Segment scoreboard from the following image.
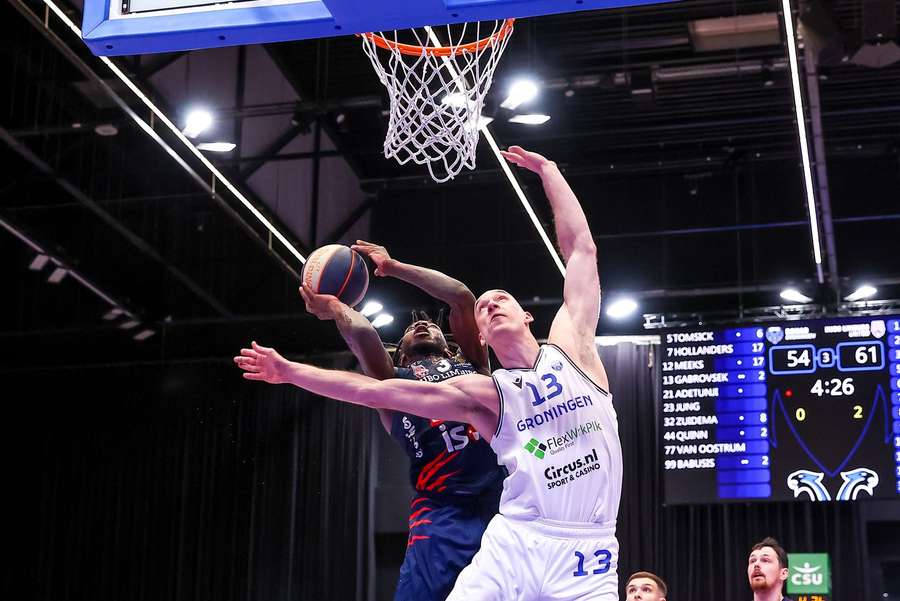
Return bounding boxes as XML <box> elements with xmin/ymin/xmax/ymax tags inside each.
<box><xmin>660</xmin><ymin>315</ymin><xmax>900</xmax><ymax>504</ymax></box>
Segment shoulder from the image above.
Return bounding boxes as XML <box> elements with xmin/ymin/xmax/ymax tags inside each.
<box><xmin>544</xmin><ymin>343</ymin><xmax>610</xmax><ymax>395</ymax></box>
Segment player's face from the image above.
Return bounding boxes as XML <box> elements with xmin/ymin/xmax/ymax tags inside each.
<box><xmin>474</xmin><ymin>289</ymin><xmax>533</xmax><ymax>343</ymax></box>
<box><xmin>747</xmin><ymin>547</ymin><xmax>787</xmax><ymax>591</ymax></box>
<box><xmin>398</xmin><ymin>320</ymin><xmax>449</xmax><ymax>360</ymax></box>
<box><xmin>625</xmin><ymin>578</ymin><xmax>665</xmax><ymax>601</ymax></box>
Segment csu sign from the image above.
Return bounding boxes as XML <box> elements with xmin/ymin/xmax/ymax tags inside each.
<box><xmin>787</xmin><ymin>553</ymin><xmax>831</xmax><ymax>596</ymax></box>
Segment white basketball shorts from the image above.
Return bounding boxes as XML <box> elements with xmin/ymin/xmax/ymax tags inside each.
<box><xmin>445</xmin><ymin>514</ymin><xmax>619</xmax><ymax>601</ymax></box>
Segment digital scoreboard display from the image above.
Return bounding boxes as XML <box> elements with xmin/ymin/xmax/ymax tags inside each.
<box><xmin>661</xmin><ymin>315</ymin><xmax>900</xmax><ymax>504</ymax></box>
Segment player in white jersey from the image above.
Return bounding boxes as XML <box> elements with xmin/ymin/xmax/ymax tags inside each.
<box><xmin>235</xmin><ymin>145</ymin><xmax>620</xmax><ymax>600</ymax></box>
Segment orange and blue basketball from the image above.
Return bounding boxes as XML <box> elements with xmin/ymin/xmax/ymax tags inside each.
<box><xmin>301</xmin><ymin>244</ymin><xmax>369</xmax><ymax>307</ymax></box>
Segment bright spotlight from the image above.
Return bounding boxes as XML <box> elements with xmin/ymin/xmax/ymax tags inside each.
<box><xmin>360</xmin><ymin>301</ymin><xmax>383</xmax><ymax>318</ymax></box>
<box><xmin>468</xmin><ymin>115</ymin><xmax>494</xmax><ymax>132</ymax></box>
<box><xmin>29</xmin><ymin>254</ymin><xmax>50</xmax><ymax>271</ymax></box>
<box><xmin>508</xmin><ymin>114</ymin><xmax>551</xmax><ymax>125</ymax></box>
<box><xmin>371</xmin><ymin>313</ymin><xmax>394</xmax><ymax>329</ymax></box>
<box><xmin>47</xmin><ymin>267</ymin><xmax>67</xmax><ymax>284</ymax></box>
<box><xmin>441</xmin><ymin>93</ymin><xmax>468</xmax><ymax>108</ymax></box>
<box><xmin>844</xmin><ymin>284</ymin><xmax>877</xmax><ymax>302</ymax></box>
<box><xmin>182</xmin><ymin>108</ymin><xmax>213</xmax><ymax>139</ymax></box>
<box><xmin>133</xmin><ymin>329</ymin><xmax>156</xmax><ymax>341</ymax></box>
<box><xmin>779</xmin><ymin>288</ymin><xmax>813</xmax><ymax>304</ymax></box>
<box><xmin>103</xmin><ymin>307</ymin><xmax>124</xmax><ymax>321</ymax></box>
<box><xmin>606</xmin><ymin>298</ymin><xmax>638</xmax><ymax>319</ymax></box>
<box><xmin>501</xmin><ymin>79</ymin><xmax>539</xmax><ymax>110</ymax></box>
<box><xmin>196</xmin><ymin>142</ymin><xmax>236</xmax><ymax>152</ymax></box>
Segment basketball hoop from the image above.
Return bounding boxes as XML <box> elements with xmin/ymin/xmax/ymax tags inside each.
<box><xmin>360</xmin><ymin>19</ymin><xmax>515</xmax><ymax>183</ymax></box>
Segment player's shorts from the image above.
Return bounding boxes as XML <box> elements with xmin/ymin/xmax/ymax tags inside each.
<box><xmin>446</xmin><ymin>514</ymin><xmax>619</xmax><ymax>601</ymax></box>
<box><xmin>394</xmin><ymin>494</ymin><xmax>497</xmax><ymax>601</ymax></box>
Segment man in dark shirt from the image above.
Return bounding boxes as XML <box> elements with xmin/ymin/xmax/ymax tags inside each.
<box><xmin>300</xmin><ymin>240</ymin><xmax>505</xmax><ymax>601</ymax></box>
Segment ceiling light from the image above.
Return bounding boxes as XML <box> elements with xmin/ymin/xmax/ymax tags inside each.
<box><xmin>360</xmin><ymin>301</ymin><xmax>383</xmax><ymax>318</ymax></box>
<box><xmin>441</xmin><ymin>92</ymin><xmax>468</xmax><ymax>108</ymax></box>
<box><xmin>844</xmin><ymin>284</ymin><xmax>877</xmax><ymax>302</ymax></box>
<box><xmin>93</xmin><ymin>123</ymin><xmax>119</xmax><ymax>136</ymax></box>
<box><xmin>501</xmin><ymin>79</ymin><xmax>539</xmax><ymax>110</ymax></box>
<box><xmin>508</xmin><ymin>114</ymin><xmax>551</xmax><ymax>125</ymax></box>
<box><xmin>196</xmin><ymin>142</ymin><xmax>235</xmax><ymax>152</ymax></box>
<box><xmin>779</xmin><ymin>288</ymin><xmax>813</xmax><ymax>304</ymax></box>
<box><xmin>371</xmin><ymin>313</ymin><xmax>394</xmax><ymax>329</ymax></box>
<box><xmin>133</xmin><ymin>329</ymin><xmax>156</xmax><ymax>341</ymax></box>
<box><xmin>47</xmin><ymin>267</ymin><xmax>67</xmax><ymax>284</ymax></box>
<box><xmin>465</xmin><ymin>115</ymin><xmax>493</xmax><ymax>133</ymax></box>
<box><xmin>781</xmin><ymin>0</ymin><xmax>824</xmax><ymax>281</ymax></box>
<box><xmin>182</xmin><ymin>108</ymin><xmax>213</xmax><ymax>139</ymax></box>
<box><xmin>481</xmin><ymin>125</ymin><xmax>564</xmax><ymax>276</ymax></box>
<box><xmin>606</xmin><ymin>298</ymin><xmax>638</xmax><ymax>319</ymax></box>
<box><xmin>119</xmin><ymin>319</ymin><xmax>141</xmax><ymax>330</ymax></box>
<box><xmin>29</xmin><ymin>254</ymin><xmax>49</xmax><ymax>271</ymax></box>
<box><xmin>103</xmin><ymin>307</ymin><xmax>124</xmax><ymax>320</ymax></box>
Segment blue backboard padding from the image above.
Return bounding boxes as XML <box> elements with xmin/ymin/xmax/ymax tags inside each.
<box><xmin>82</xmin><ymin>0</ymin><xmax>678</xmax><ymax>56</ymax></box>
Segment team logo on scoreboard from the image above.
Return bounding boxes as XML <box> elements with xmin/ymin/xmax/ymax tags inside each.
<box><xmin>787</xmin><ymin>470</ymin><xmax>830</xmax><ymax>501</ymax></box>
<box><xmin>766</xmin><ymin>326</ymin><xmax>784</xmax><ymax>345</ymax></box>
<box><xmin>836</xmin><ymin>467</ymin><xmax>879</xmax><ymax>500</ymax></box>
<box><xmin>870</xmin><ymin>320</ymin><xmax>886</xmax><ymax>339</ymax></box>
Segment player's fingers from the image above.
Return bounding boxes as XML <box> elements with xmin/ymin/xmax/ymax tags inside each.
<box><xmin>252</xmin><ymin>340</ymin><xmax>272</xmax><ymax>353</ymax></box>
<box><xmin>240</xmin><ymin>348</ymin><xmax>261</xmax><ymax>359</ymax></box>
<box><xmin>507</xmin><ymin>145</ymin><xmax>525</xmax><ymax>156</ymax></box>
<box><xmin>243</xmin><ymin>372</ymin><xmax>264</xmax><ymax>380</ymax></box>
<box><xmin>500</xmin><ymin>151</ymin><xmax>522</xmax><ymax>165</ymax></box>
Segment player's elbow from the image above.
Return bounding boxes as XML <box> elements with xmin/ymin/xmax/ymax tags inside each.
<box><xmin>445</xmin><ymin>281</ymin><xmax>476</xmax><ymax>309</ymax></box>
<box><xmin>574</xmin><ymin>235</ymin><xmax>597</xmax><ymax>257</ymax></box>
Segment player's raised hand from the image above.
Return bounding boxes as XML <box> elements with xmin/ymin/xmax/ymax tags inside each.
<box><xmin>352</xmin><ymin>240</ymin><xmax>393</xmax><ymax>276</ymax></box>
<box><xmin>299</xmin><ymin>284</ymin><xmax>347</xmax><ymax>321</ymax></box>
<box><xmin>234</xmin><ymin>341</ymin><xmax>289</xmax><ymax>383</ymax></box>
<box><xmin>500</xmin><ymin>145</ymin><xmax>553</xmax><ymax>174</ymax></box>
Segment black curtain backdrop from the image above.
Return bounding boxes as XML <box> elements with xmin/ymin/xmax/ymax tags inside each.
<box><xmin>10</xmin><ymin>342</ymin><xmax>872</xmax><ymax>601</ymax></box>
<box><xmin>604</xmin><ymin>341</ymin><xmax>868</xmax><ymax>600</ymax></box>
<box><xmin>13</xmin><ymin>357</ymin><xmax>373</xmax><ymax>601</ymax></box>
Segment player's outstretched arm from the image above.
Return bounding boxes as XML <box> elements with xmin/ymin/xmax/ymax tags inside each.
<box><xmin>352</xmin><ymin>240</ymin><xmax>489</xmax><ymax>374</ymax></box>
<box><xmin>502</xmin><ymin>146</ymin><xmax>608</xmax><ymax>389</ymax></box>
<box><xmin>234</xmin><ymin>341</ymin><xmax>499</xmax><ymax>436</ymax></box>
<box><xmin>300</xmin><ymin>284</ymin><xmax>395</xmax><ymax>431</ymax></box>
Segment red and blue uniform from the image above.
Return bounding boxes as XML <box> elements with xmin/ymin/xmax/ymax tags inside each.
<box><xmin>390</xmin><ymin>354</ymin><xmax>506</xmax><ymax>601</ymax></box>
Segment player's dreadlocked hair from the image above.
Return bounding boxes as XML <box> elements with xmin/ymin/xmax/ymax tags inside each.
<box><xmin>391</xmin><ymin>308</ymin><xmax>455</xmax><ymax>366</ymax></box>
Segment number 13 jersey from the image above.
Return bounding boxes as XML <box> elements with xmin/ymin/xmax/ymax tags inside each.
<box><xmin>490</xmin><ymin>344</ymin><xmax>623</xmax><ymax>525</ymax></box>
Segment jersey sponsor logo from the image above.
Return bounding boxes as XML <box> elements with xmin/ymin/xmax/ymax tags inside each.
<box><xmin>523</xmin><ymin>437</ymin><xmax>547</xmax><ymax>459</ymax></box>
<box><xmin>543</xmin><ymin>448</ymin><xmax>602</xmax><ymax>490</ymax></box>
<box><xmin>516</xmin><ymin>394</ymin><xmax>595</xmax><ymax>432</ymax></box>
<box><xmin>436</xmin><ymin>422</ymin><xmax>481</xmax><ymax>452</ymax></box>
<box><xmin>408</xmin><ymin>359</ymin><xmax>475</xmax><ymax>383</ymax></box>
<box><xmin>551</xmin><ymin>360</ymin><xmax>563</xmax><ymax>371</ymax></box>
<box><xmin>402</xmin><ymin>416</ymin><xmax>424</xmax><ymax>459</ymax></box>
<box><xmin>523</xmin><ymin>420</ymin><xmax>604</xmax><ymax>459</ymax></box>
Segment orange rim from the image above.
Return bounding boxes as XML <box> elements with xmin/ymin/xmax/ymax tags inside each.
<box><xmin>359</xmin><ymin>18</ymin><xmax>515</xmax><ymax>57</ymax></box>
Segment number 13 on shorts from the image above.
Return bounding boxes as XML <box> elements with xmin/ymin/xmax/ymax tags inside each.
<box><xmin>573</xmin><ymin>549</ymin><xmax>612</xmax><ymax>577</ymax></box>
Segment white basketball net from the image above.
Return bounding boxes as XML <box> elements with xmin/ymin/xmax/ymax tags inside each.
<box><xmin>361</xmin><ymin>20</ymin><xmax>514</xmax><ymax>183</ymax></box>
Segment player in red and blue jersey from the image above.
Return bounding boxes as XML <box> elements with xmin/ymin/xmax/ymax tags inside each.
<box><xmin>300</xmin><ymin>240</ymin><xmax>505</xmax><ymax>601</ymax></box>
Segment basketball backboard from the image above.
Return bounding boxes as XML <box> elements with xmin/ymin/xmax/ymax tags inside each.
<box><xmin>82</xmin><ymin>0</ymin><xmax>677</xmax><ymax>56</ymax></box>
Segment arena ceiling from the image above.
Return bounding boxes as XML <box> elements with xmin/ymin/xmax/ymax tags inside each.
<box><xmin>1</xmin><ymin>0</ymin><xmax>898</xmax><ymax>366</ymax></box>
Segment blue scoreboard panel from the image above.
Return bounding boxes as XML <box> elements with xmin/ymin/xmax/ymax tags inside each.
<box><xmin>660</xmin><ymin>315</ymin><xmax>900</xmax><ymax>504</ymax></box>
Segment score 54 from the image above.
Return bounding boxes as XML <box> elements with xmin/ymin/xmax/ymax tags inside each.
<box><xmin>770</xmin><ymin>342</ymin><xmax>884</xmax><ymax>374</ymax></box>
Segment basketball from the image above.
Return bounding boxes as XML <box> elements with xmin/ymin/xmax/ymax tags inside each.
<box><xmin>301</xmin><ymin>244</ymin><xmax>369</xmax><ymax>307</ymax></box>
